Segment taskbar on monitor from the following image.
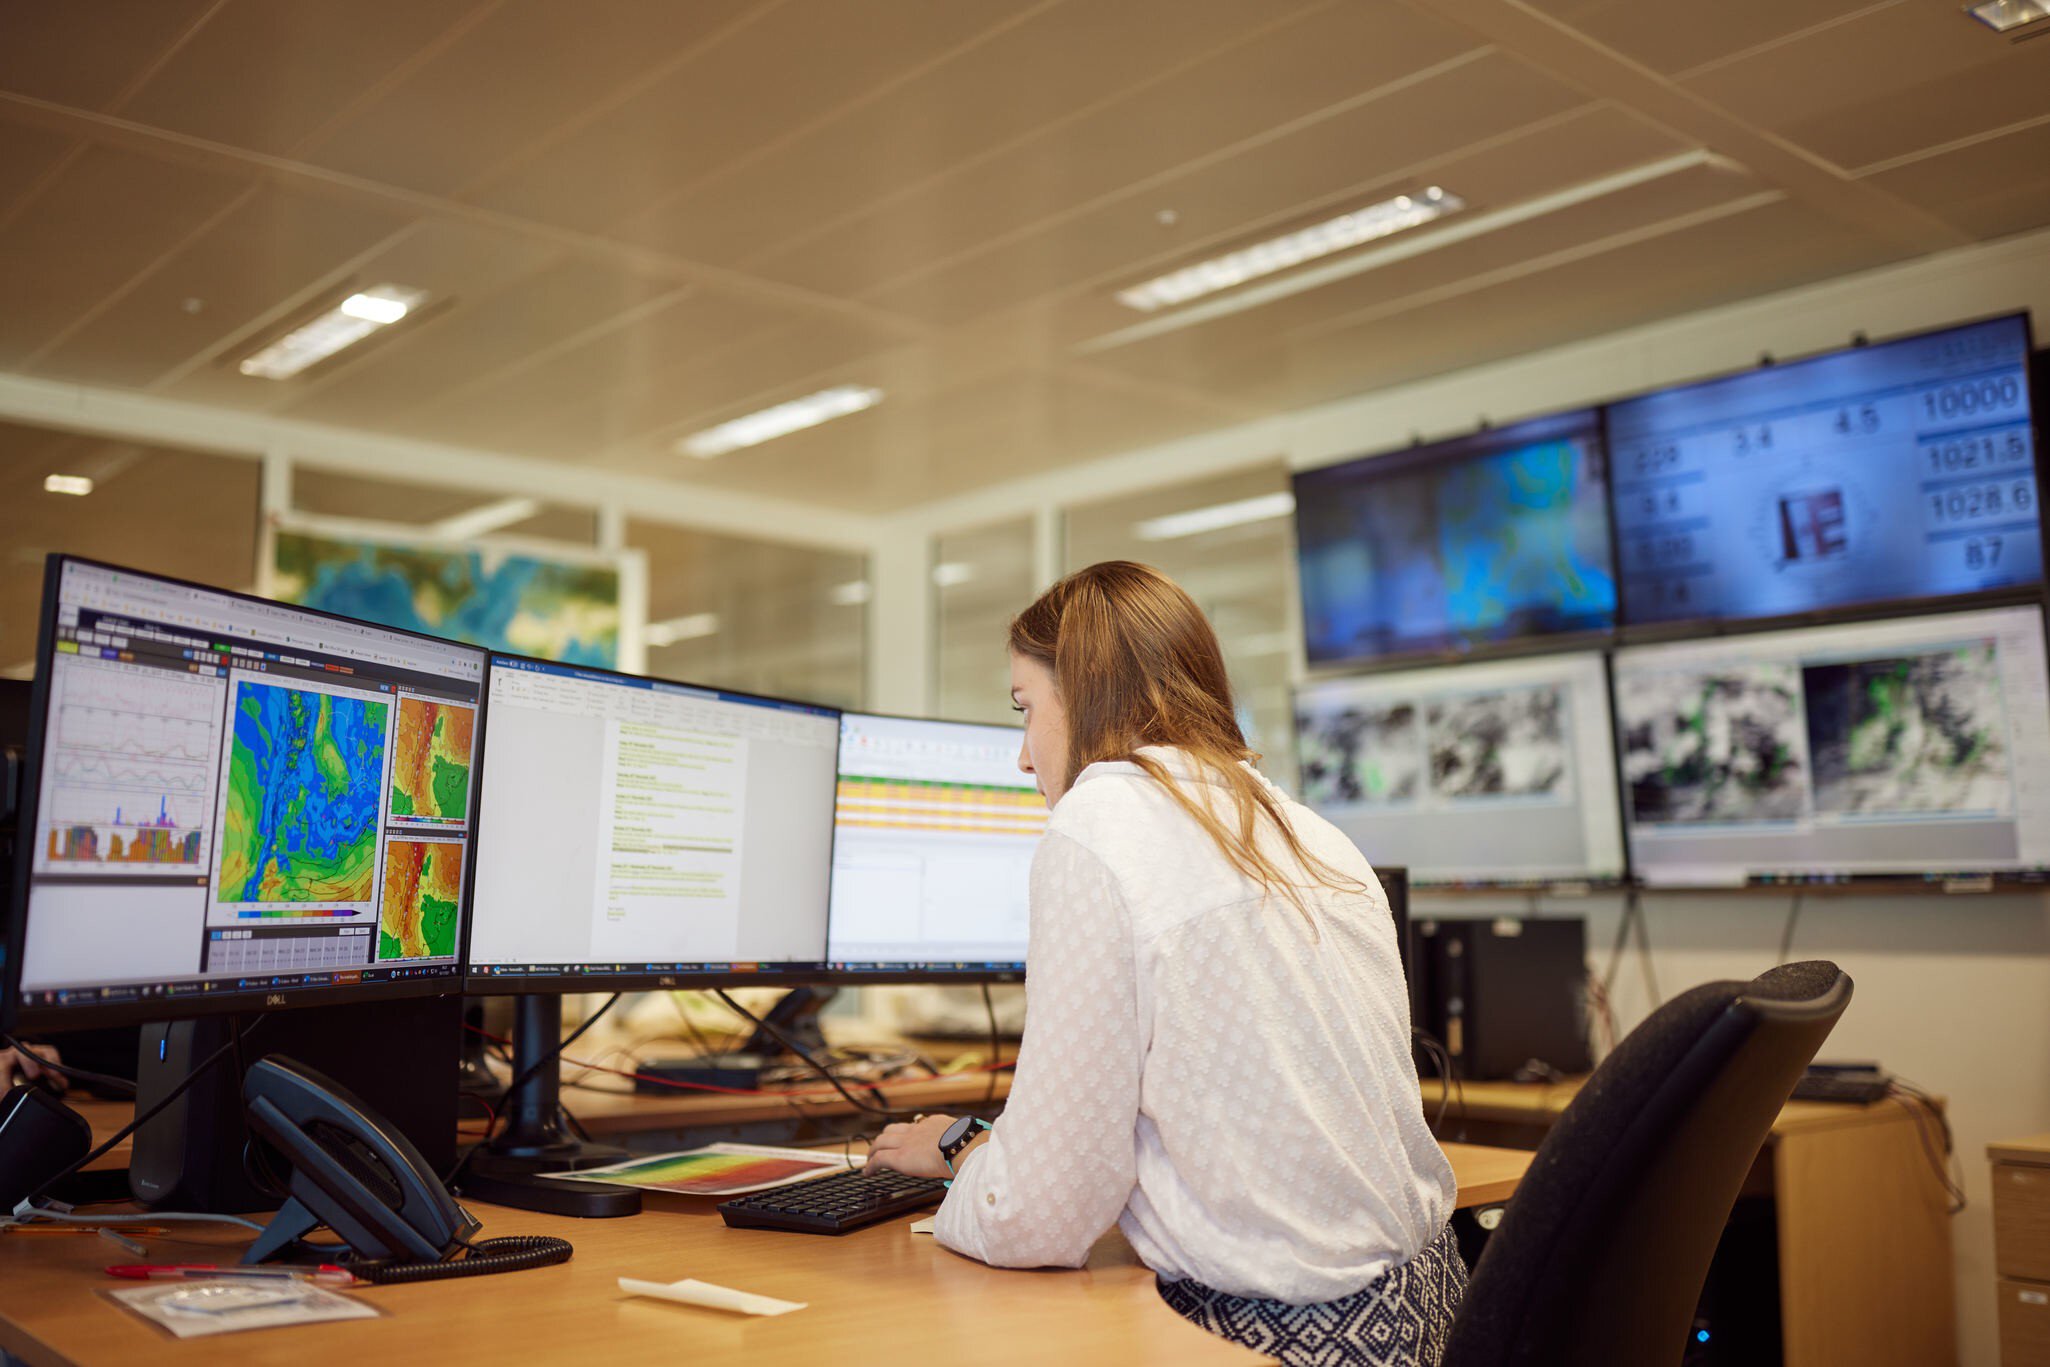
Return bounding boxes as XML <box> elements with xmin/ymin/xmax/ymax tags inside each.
<box><xmin>17</xmin><ymin>963</ymin><xmax>462</xmax><ymax>1014</ymax></box>
<box><xmin>473</xmin><ymin>961</ymin><xmax>830</xmax><ymax>981</ymax></box>
<box><xmin>829</xmin><ymin>961</ymin><xmax>1026</xmax><ymax>976</ymax></box>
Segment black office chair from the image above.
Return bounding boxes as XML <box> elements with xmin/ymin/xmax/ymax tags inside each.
<box><xmin>1439</xmin><ymin>959</ymin><xmax>1852</xmax><ymax>1367</ymax></box>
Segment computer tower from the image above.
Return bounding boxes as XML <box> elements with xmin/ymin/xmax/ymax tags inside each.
<box><xmin>1414</xmin><ymin>917</ymin><xmax>1590</xmax><ymax>1082</ymax></box>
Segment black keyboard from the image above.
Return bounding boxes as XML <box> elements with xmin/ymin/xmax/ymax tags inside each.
<box><xmin>1791</xmin><ymin>1073</ymin><xmax>1892</xmax><ymax>1104</ymax></box>
<box><xmin>718</xmin><ymin>1166</ymin><xmax>948</xmax><ymax>1235</ymax></box>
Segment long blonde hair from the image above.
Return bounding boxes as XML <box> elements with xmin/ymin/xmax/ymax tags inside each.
<box><xmin>1009</xmin><ymin>561</ymin><xmax>1361</xmax><ymax>911</ymax></box>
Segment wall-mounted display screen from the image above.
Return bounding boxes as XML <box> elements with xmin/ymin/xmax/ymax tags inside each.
<box><xmin>1613</xmin><ymin>604</ymin><xmax>2050</xmax><ymax>886</ymax></box>
<box><xmin>1294</xmin><ymin>409</ymin><xmax>1616</xmax><ymax>666</ymax></box>
<box><xmin>1293</xmin><ymin>650</ymin><xmax>1625</xmax><ymax>888</ymax></box>
<box><xmin>1609</xmin><ymin>313</ymin><xmax>2040</xmax><ymax>626</ymax></box>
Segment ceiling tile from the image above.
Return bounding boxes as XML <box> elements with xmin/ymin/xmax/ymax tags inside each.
<box><xmin>1680</xmin><ymin>3</ymin><xmax>2050</xmax><ymax>171</ymax></box>
<box><xmin>0</xmin><ymin>145</ymin><xmax>251</xmax><ymax>366</ymax></box>
<box><xmin>748</xmin><ymin>1</ymin><xmax>1484</xmax><ymax>303</ymax></box>
<box><xmin>118</xmin><ymin>0</ymin><xmax>485</xmax><ymax>156</ymax></box>
<box><xmin>615</xmin><ymin>0</ymin><xmax>1333</xmax><ymax>267</ymax></box>
<box><xmin>471</xmin><ymin>0</ymin><xmax>1029</xmax><ymax>236</ymax></box>
<box><xmin>1863</xmin><ymin>119</ymin><xmax>2050</xmax><ymax>242</ymax></box>
<box><xmin>0</xmin><ymin>0</ymin><xmax>219</xmax><ymax>109</ymax></box>
<box><xmin>0</xmin><ymin>121</ymin><xmax>82</xmax><ymax>222</ymax></box>
<box><xmin>1521</xmin><ymin>0</ymin><xmax>1884</xmax><ymax>76</ymax></box>
<box><xmin>31</xmin><ymin>184</ymin><xmax>414</xmax><ymax>389</ymax></box>
<box><xmin>301</xmin><ymin>0</ymin><xmax>762</xmax><ymax>198</ymax></box>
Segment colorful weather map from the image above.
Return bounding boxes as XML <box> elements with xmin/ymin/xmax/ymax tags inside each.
<box><xmin>391</xmin><ymin>698</ymin><xmax>475</xmax><ymax>824</ymax></box>
<box><xmin>217</xmin><ymin>683</ymin><xmax>388</xmax><ymax>903</ymax></box>
<box><xmin>272</xmin><ymin>528</ymin><xmax>620</xmax><ymax>667</ymax></box>
<box><xmin>378</xmin><ymin>839</ymin><xmax>462</xmax><ymax>961</ymax></box>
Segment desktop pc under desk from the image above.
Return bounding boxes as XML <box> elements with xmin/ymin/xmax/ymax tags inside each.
<box><xmin>1421</xmin><ymin>1076</ymin><xmax>1959</xmax><ymax>1367</ymax></box>
<box><xmin>0</xmin><ymin>1096</ymin><xmax>1531</xmax><ymax>1367</ymax></box>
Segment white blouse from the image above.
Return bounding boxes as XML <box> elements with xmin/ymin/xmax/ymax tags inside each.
<box><xmin>932</xmin><ymin>746</ymin><xmax>1456</xmax><ymax>1304</ymax></box>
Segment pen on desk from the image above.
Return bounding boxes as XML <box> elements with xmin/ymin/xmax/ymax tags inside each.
<box><xmin>105</xmin><ymin>1264</ymin><xmax>359</xmax><ymax>1287</ymax></box>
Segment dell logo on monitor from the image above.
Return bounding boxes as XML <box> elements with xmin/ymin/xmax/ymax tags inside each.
<box><xmin>265</xmin><ymin>994</ymin><xmax>288</xmax><ymax>1007</ymax></box>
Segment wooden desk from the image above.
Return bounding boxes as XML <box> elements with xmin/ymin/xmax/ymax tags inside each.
<box><xmin>1423</xmin><ymin>1078</ymin><xmax>1957</xmax><ymax>1367</ymax></box>
<box><xmin>0</xmin><ymin>1104</ymin><xmax>1529</xmax><ymax>1367</ymax></box>
<box><xmin>563</xmin><ymin>1067</ymin><xmax>1014</xmax><ymax>1137</ymax></box>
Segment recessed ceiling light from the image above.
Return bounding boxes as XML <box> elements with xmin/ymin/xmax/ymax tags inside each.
<box><xmin>678</xmin><ymin>385</ymin><xmax>882</xmax><ymax>459</ymax></box>
<box><xmin>1117</xmin><ymin>189</ymin><xmax>1463</xmax><ymax>312</ymax></box>
<box><xmin>646</xmin><ymin>612</ymin><xmax>721</xmax><ymax>647</ymax></box>
<box><xmin>1966</xmin><ymin>0</ymin><xmax>2050</xmax><ymax>32</ymax></box>
<box><xmin>1135</xmin><ymin>492</ymin><xmax>1295</xmax><ymax>541</ymax></box>
<box><xmin>238</xmin><ymin>284</ymin><xmax>429</xmax><ymax>380</ymax></box>
<box><xmin>829</xmin><ymin>579</ymin><xmax>873</xmax><ymax>606</ymax></box>
<box><xmin>43</xmin><ymin>474</ymin><xmax>94</xmax><ymax>496</ymax></box>
<box><xmin>932</xmin><ymin>563</ymin><xmax>975</xmax><ymax>588</ymax></box>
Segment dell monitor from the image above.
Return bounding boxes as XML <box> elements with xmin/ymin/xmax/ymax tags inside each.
<box><xmin>1294</xmin><ymin>408</ymin><xmax>1616</xmax><ymax>666</ymax></box>
<box><xmin>5</xmin><ymin>556</ymin><xmax>486</xmax><ymax>1032</ymax></box>
<box><xmin>1613</xmin><ymin>602</ymin><xmax>2050</xmax><ymax>886</ymax></box>
<box><xmin>465</xmin><ymin>656</ymin><xmax>841</xmax><ymax>989</ymax></box>
<box><xmin>1608</xmin><ymin>312</ymin><xmax>2041</xmax><ymax>627</ymax></box>
<box><xmin>826</xmin><ymin>712</ymin><xmax>1044</xmax><ymax>981</ymax></box>
<box><xmin>1294</xmin><ymin>651</ymin><xmax>1627</xmax><ymax>889</ymax></box>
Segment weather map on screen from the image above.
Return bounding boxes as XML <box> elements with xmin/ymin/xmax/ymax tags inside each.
<box><xmin>378</xmin><ymin>838</ymin><xmax>463</xmax><ymax>961</ymax></box>
<box><xmin>1608</xmin><ymin>313</ymin><xmax>2040</xmax><ymax>625</ymax></box>
<box><xmin>1295</xmin><ymin>410</ymin><xmax>1615</xmax><ymax>664</ymax></box>
<box><xmin>216</xmin><ymin>682</ymin><xmax>388</xmax><ymax>904</ymax></box>
<box><xmin>390</xmin><ymin>696</ymin><xmax>474</xmax><ymax>826</ymax></box>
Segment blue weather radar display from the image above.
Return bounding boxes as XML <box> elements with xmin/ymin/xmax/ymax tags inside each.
<box><xmin>1295</xmin><ymin>411</ymin><xmax>1617</xmax><ymax>664</ymax></box>
<box><xmin>216</xmin><ymin>682</ymin><xmax>389</xmax><ymax>904</ymax></box>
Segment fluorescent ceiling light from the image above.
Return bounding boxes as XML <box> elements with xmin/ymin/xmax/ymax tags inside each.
<box><xmin>430</xmin><ymin>497</ymin><xmax>541</xmax><ymax>541</ymax></box>
<box><xmin>646</xmin><ymin>612</ymin><xmax>720</xmax><ymax>647</ymax></box>
<box><xmin>1117</xmin><ymin>189</ymin><xmax>1463</xmax><ymax>313</ymax></box>
<box><xmin>239</xmin><ymin>284</ymin><xmax>429</xmax><ymax>380</ymax></box>
<box><xmin>1135</xmin><ymin>492</ymin><xmax>1295</xmax><ymax>541</ymax></box>
<box><xmin>829</xmin><ymin>579</ymin><xmax>872</xmax><ymax>606</ymax></box>
<box><xmin>1967</xmin><ymin>0</ymin><xmax>2050</xmax><ymax>31</ymax></box>
<box><xmin>932</xmin><ymin>562</ymin><xmax>975</xmax><ymax>588</ymax></box>
<box><xmin>1081</xmin><ymin>151</ymin><xmax>1733</xmax><ymax>355</ymax></box>
<box><xmin>679</xmin><ymin>385</ymin><xmax>882</xmax><ymax>459</ymax></box>
<box><xmin>43</xmin><ymin>474</ymin><xmax>94</xmax><ymax>496</ymax></box>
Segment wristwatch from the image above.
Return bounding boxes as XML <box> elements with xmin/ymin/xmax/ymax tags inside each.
<box><xmin>938</xmin><ymin>1116</ymin><xmax>991</xmax><ymax>1165</ymax></box>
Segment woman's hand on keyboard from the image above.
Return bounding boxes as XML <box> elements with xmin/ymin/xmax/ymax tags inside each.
<box><xmin>866</xmin><ymin>1114</ymin><xmax>955</xmax><ymax>1179</ymax></box>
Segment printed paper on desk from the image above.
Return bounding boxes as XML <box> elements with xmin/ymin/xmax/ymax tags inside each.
<box><xmin>619</xmin><ymin>1277</ymin><xmax>807</xmax><ymax>1316</ymax></box>
<box><xmin>542</xmin><ymin>1142</ymin><xmax>850</xmax><ymax>1196</ymax></box>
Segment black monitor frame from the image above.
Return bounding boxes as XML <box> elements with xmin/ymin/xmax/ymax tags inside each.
<box><xmin>5</xmin><ymin>555</ymin><xmax>487</xmax><ymax>1034</ymax></box>
<box><xmin>460</xmin><ymin>651</ymin><xmax>841</xmax><ymax>996</ymax></box>
<box><xmin>1606</xmin><ymin>309</ymin><xmax>2045</xmax><ymax>644</ymax></box>
<box><xmin>1293</xmin><ymin>404</ymin><xmax>1619</xmax><ymax>673</ymax></box>
<box><xmin>822</xmin><ymin>708</ymin><xmax>1034</xmax><ymax>986</ymax></box>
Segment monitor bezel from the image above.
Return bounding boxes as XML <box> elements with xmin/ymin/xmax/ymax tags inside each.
<box><xmin>5</xmin><ymin>554</ymin><xmax>488</xmax><ymax>1034</ymax></box>
<box><xmin>461</xmin><ymin>651</ymin><xmax>843</xmax><ymax>997</ymax></box>
<box><xmin>1610</xmin><ymin>593</ymin><xmax>2050</xmax><ymax>891</ymax></box>
<box><xmin>822</xmin><ymin>708</ymin><xmax>1032</xmax><ymax>986</ymax></box>
<box><xmin>1292</xmin><ymin>404</ymin><xmax>1618</xmax><ymax>673</ymax></box>
<box><xmin>1606</xmin><ymin>309</ymin><xmax>2044</xmax><ymax>639</ymax></box>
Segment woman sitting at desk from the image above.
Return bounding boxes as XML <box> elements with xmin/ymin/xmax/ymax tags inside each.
<box><xmin>868</xmin><ymin>561</ymin><xmax>1463</xmax><ymax>1367</ymax></box>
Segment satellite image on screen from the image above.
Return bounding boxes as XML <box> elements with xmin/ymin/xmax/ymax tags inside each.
<box><xmin>1425</xmin><ymin>685</ymin><xmax>1569</xmax><ymax>801</ymax></box>
<box><xmin>1296</xmin><ymin>701</ymin><xmax>1424</xmax><ymax>807</ymax></box>
<box><xmin>1619</xmin><ymin>665</ymin><xmax>1806</xmax><ymax>824</ymax></box>
<box><xmin>1803</xmin><ymin>644</ymin><xmax>2013</xmax><ymax>817</ymax></box>
<box><xmin>1296</xmin><ymin>411</ymin><xmax>1615</xmax><ymax>664</ymax></box>
<box><xmin>217</xmin><ymin>682</ymin><xmax>388</xmax><ymax>903</ymax></box>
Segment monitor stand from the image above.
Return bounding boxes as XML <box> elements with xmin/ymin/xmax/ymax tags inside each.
<box><xmin>453</xmin><ymin>995</ymin><xmax>641</xmax><ymax>1218</ymax></box>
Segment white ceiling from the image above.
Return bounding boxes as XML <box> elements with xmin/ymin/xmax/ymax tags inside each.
<box><xmin>1</xmin><ymin>0</ymin><xmax>2045</xmax><ymax>515</ymax></box>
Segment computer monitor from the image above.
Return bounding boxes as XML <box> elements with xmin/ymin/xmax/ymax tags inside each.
<box><xmin>5</xmin><ymin>556</ymin><xmax>486</xmax><ymax>1032</ymax></box>
<box><xmin>464</xmin><ymin>655</ymin><xmax>840</xmax><ymax>991</ymax></box>
<box><xmin>1293</xmin><ymin>408</ymin><xmax>1616</xmax><ymax>666</ymax></box>
<box><xmin>826</xmin><ymin>712</ymin><xmax>1043</xmax><ymax>981</ymax></box>
<box><xmin>1608</xmin><ymin>312</ymin><xmax>2041</xmax><ymax>627</ymax></box>
<box><xmin>1613</xmin><ymin>602</ymin><xmax>2050</xmax><ymax>886</ymax></box>
<box><xmin>1294</xmin><ymin>651</ymin><xmax>1626</xmax><ymax>889</ymax></box>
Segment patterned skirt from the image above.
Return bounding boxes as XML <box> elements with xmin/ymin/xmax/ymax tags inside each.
<box><xmin>1156</xmin><ymin>1223</ymin><xmax>1468</xmax><ymax>1367</ymax></box>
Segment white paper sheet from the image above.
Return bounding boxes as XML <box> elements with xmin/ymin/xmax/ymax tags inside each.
<box><xmin>618</xmin><ymin>1277</ymin><xmax>807</xmax><ymax>1316</ymax></box>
